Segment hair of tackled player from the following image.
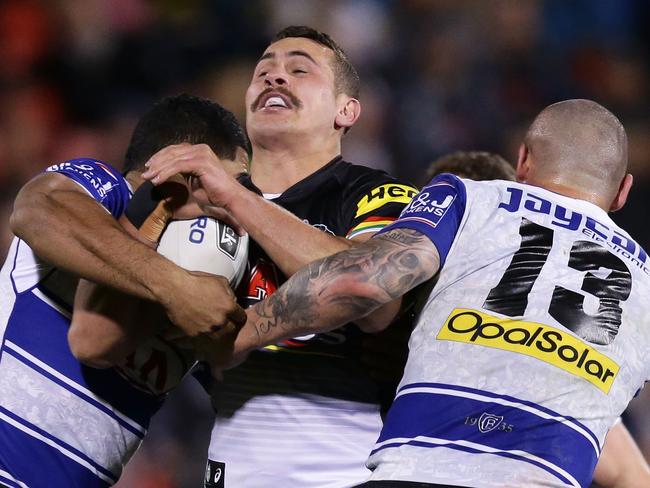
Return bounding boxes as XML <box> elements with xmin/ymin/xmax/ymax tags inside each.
<box><xmin>122</xmin><ymin>94</ymin><xmax>251</xmax><ymax>175</ymax></box>
<box><xmin>424</xmin><ymin>150</ymin><xmax>516</xmax><ymax>186</ymax></box>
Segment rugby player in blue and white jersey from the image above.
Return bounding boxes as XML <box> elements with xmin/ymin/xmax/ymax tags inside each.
<box><xmin>0</xmin><ymin>95</ymin><xmax>247</xmax><ymax>488</ymax></box>
<box><xmin>233</xmin><ymin>99</ymin><xmax>650</xmax><ymax>487</ymax></box>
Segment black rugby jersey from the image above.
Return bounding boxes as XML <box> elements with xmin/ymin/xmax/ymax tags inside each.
<box><xmin>203</xmin><ymin>157</ymin><xmax>417</xmax><ymax>488</ymax></box>
<box><xmin>236</xmin><ymin>156</ymin><xmax>417</xmax><ymax>364</ymax></box>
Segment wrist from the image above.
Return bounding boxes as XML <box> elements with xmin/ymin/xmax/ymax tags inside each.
<box><xmin>220</xmin><ymin>184</ymin><xmax>258</xmax><ymax>223</ymax></box>
<box><xmin>235</xmin><ymin>309</ymin><xmax>265</xmax><ymax>353</ymax></box>
<box><xmin>148</xmin><ymin>257</ymin><xmax>189</xmax><ymax>306</ymax></box>
<box><xmin>118</xmin><ymin>215</ymin><xmax>158</xmax><ymax>249</ymax></box>
<box><xmin>212</xmin><ymin>177</ymin><xmax>245</xmax><ymax>212</ymax></box>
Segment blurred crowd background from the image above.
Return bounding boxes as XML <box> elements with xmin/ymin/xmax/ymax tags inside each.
<box><xmin>0</xmin><ymin>1</ymin><xmax>648</xmax><ymax>486</ymax></box>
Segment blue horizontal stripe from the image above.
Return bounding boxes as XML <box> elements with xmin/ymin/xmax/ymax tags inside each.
<box><xmin>0</xmin><ymin>405</ymin><xmax>116</xmax><ymax>485</ymax></box>
<box><xmin>376</xmin><ymin>386</ymin><xmax>596</xmax><ymax>487</ymax></box>
<box><xmin>4</xmin><ymin>347</ymin><xmax>144</xmax><ymax>439</ymax></box>
<box><xmin>374</xmin><ymin>438</ymin><xmax>574</xmax><ymax>486</ymax></box>
<box><xmin>4</xmin><ymin>292</ymin><xmax>163</xmax><ymax>428</ymax></box>
<box><xmin>399</xmin><ymin>382</ymin><xmax>600</xmax><ymax>451</ymax></box>
<box><xmin>0</xmin><ymin>473</ymin><xmax>24</xmax><ymax>488</ymax></box>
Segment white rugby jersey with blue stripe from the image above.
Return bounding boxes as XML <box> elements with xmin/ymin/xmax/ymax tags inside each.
<box><xmin>369</xmin><ymin>174</ymin><xmax>650</xmax><ymax>487</ymax></box>
<box><xmin>0</xmin><ymin>159</ymin><xmax>194</xmax><ymax>488</ymax></box>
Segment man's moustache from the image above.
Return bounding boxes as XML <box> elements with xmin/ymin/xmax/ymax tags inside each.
<box><xmin>252</xmin><ymin>88</ymin><xmax>302</xmax><ymax>111</ymax></box>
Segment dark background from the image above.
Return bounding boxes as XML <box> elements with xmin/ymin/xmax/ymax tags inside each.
<box><xmin>0</xmin><ymin>1</ymin><xmax>648</xmax><ymax>486</ymax></box>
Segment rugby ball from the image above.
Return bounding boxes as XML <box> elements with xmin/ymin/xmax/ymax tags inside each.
<box><xmin>156</xmin><ymin>216</ymin><xmax>248</xmax><ymax>287</ymax></box>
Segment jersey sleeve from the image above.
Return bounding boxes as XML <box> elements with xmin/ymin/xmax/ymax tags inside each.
<box><xmin>343</xmin><ymin>176</ymin><xmax>419</xmax><ymax>239</ymax></box>
<box><xmin>45</xmin><ymin>158</ymin><xmax>132</xmax><ymax>218</ymax></box>
<box><xmin>376</xmin><ymin>173</ymin><xmax>466</xmax><ymax>265</ymax></box>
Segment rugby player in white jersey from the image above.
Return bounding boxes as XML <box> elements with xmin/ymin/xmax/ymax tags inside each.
<box><xmin>227</xmin><ymin>99</ymin><xmax>650</xmax><ymax>487</ymax></box>
<box><xmin>143</xmin><ymin>26</ymin><xmax>417</xmax><ymax>488</ymax></box>
<box><xmin>423</xmin><ymin>150</ymin><xmax>650</xmax><ymax>488</ymax></box>
<box><xmin>0</xmin><ymin>95</ymin><xmax>247</xmax><ymax>487</ymax></box>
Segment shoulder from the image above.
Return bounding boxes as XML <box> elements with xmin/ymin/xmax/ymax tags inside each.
<box><xmin>45</xmin><ymin>157</ymin><xmax>131</xmax><ymax>216</ymax></box>
<box><xmin>46</xmin><ymin>158</ymin><xmax>124</xmax><ymax>180</ymax></box>
<box><xmin>335</xmin><ymin>160</ymin><xmax>407</xmax><ymax>186</ymax></box>
<box><xmin>336</xmin><ymin>160</ymin><xmax>417</xmax><ymax>202</ymax></box>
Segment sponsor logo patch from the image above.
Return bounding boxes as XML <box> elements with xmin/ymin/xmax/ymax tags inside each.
<box><xmin>205</xmin><ymin>460</ymin><xmax>225</xmax><ymax>488</ymax></box>
<box><xmin>398</xmin><ymin>182</ymin><xmax>458</xmax><ymax>227</ymax></box>
<box><xmin>437</xmin><ymin>308</ymin><xmax>619</xmax><ymax>393</ymax></box>
<box><xmin>355</xmin><ymin>184</ymin><xmax>417</xmax><ymax>218</ymax></box>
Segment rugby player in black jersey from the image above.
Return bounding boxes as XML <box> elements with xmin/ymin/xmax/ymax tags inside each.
<box><xmin>144</xmin><ymin>25</ymin><xmax>418</xmax><ymax>488</ymax></box>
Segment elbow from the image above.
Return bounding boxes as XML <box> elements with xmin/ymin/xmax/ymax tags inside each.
<box><xmin>67</xmin><ymin>325</ymin><xmax>122</xmax><ymax>369</ymax></box>
<box><xmin>9</xmin><ymin>203</ymin><xmax>36</xmax><ymax>240</ymax></box>
<box><xmin>323</xmin><ymin>275</ymin><xmax>391</xmax><ymax>331</ymax></box>
<box><xmin>10</xmin><ymin>192</ymin><xmax>51</xmax><ymax>245</ymax></box>
<box><xmin>356</xmin><ymin>298</ymin><xmax>403</xmax><ymax>334</ymax></box>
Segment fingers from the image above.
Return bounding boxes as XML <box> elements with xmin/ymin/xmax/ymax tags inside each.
<box><xmin>165</xmin><ymin>271</ymin><xmax>244</xmax><ymax>340</ymax></box>
<box><xmin>143</xmin><ymin>158</ymin><xmax>200</xmax><ymax>186</ymax></box>
<box><xmin>142</xmin><ymin>144</ymin><xmax>220</xmax><ymax>185</ymax></box>
<box><xmin>228</xmin><ymin>304</ymin><xmax>248</xmax><ymax>329</ymax></box>
<box><xmin>142</xmin><ymin>144</ymin><xmax>193</xmax><ymax>183</ymax></box>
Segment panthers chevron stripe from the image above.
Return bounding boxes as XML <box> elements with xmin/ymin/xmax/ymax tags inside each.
<box><xmin>346</xmin><ymin>216</ymin><xmax>396</xmax><ymax>239</ymax></box>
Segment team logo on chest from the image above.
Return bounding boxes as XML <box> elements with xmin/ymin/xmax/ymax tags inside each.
<box><xmin>245</xmin><ymin>260</ymin><xmax>280</xmax><ymax>303</ymax></box>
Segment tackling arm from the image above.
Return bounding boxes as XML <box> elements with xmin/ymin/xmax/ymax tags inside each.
<box><xmin>12</xmin><ymin>171</ymin><xmax>245</xmax><ymax>340</ymax></box>
<box><xmin>142</xmin><ymin>143</ymin><xmax>409</xmax><ymax>276</ymax></box>
<box><xmin>68</xmin><ymin>206</ymin><xmax>171</xmax><ymax>368</ymax></box>
<box><xmin>11</xmin><ymin>172</ymin><xmax>183</xmax><ymax>302</ymax></box>
<box><xmin>592</xmin><ymin>421</ymin><xmax>650</xmax><ymax>488</ymax></box>
<box><xmin>142</xmin><ymin>144</ymin><xmax>411</xmax><ymax>330</ymax></box>
<box><xmin>233</xmin><ymin>228</ymin><xmax>440</xmax><ymax>356</ymax></box>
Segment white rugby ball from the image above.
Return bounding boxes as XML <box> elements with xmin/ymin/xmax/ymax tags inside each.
<box><xmin>157</xmin><ymin>216</ymin><xmax>248</xmax><ymax>287</ymax></box>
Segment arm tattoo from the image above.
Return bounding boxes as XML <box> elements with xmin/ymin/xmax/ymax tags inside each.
<box><xmin>250</xmin><ymin>228</ymin><xmax>440</xmax><ymax>343</ymax></box>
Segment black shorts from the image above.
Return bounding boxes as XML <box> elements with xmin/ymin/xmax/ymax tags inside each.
<box><xmin>354</xmin><ymin>482</ymin><xmax>470</xmax><ymax>488</ymax></box>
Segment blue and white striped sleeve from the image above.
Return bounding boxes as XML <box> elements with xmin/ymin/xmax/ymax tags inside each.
<box><xmin>45</xmin><ymin>158</ymin><xmax>132</xmax><ymax>218</ymax></box>
<box><xmin>375</xmin><ymin>173</ymin><xmax>466</xmax><ymax>265</ymax></box>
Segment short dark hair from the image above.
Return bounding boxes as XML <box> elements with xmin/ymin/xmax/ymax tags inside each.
<box><xmin>273</xmin><ymin>26</ymin><xmax>360</xmax><ymax>100</ymax></box>
<box><xmin>425</xmin><ymin>151</ymin><xmax>516</xmax><ymax>185</ymax></box>
<box><xmin>123</xmin><ymin>94</ymin><xmax>250</xmax><ymax>174</ymax></box>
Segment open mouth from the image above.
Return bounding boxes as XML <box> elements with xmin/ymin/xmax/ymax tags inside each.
<box><xmin>263</xmin><ymin>95</ymin><xmax>289</xmax><ymax>109</ymax></box>
<box><xmin>254</xmin><ymin>90</ymin><xmax>300</xmax><ymax>112</ymax></box>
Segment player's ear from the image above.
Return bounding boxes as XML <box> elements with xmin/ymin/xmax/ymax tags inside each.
<box><xmin>235</xmin><ymin>147</ymin><xmax>250</xmax><ymax>172</ymax></box>
<box><xmin>516</xmin><ymin>143</ymin><xmax>530</xmax><ymax>183</ymax></box>
<box><xmin>609</xmin><ymin>173</ymin><xmax>633</xmax><ymax>212</ymax></box>
<box><xmin>335</xmin><ymin>96</ymin><xmax>360</xmax><ymax>131</ymax></box>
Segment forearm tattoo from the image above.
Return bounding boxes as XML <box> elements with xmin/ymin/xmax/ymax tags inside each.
<box><xmin>251</xmin><ymin>228</ymin><xmax>440</xmax><ymax>342</ymax></box>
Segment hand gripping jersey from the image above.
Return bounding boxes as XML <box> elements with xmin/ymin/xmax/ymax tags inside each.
<box><xmin>368</xmin><ymin>175</ymin><xmax>650</xmax><ymax>488</ymax></box>
<box><xmin>0</xmin><ymin>159</ymin><xmax>194</xmax><ymax>488</ymax></box>
<box><xmin>202</xmin><ymin>157</ymin><xmax>418</xmax><ymax>488</ymax></box>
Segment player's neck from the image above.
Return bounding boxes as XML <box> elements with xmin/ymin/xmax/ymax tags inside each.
<box><xmin>525</xmin><ymin>176</ymin><xmax>610</xmax><ymax>211</ymax></box>
<box><xmin>249</xmin><ymin>139</ymin><xmax>341</xmax><ymax>194</ymax></box>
